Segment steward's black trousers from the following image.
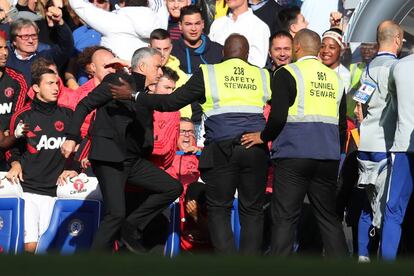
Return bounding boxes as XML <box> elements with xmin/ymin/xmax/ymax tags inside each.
<box><xmin>270</xmin><ymin>158</ymin><xmax>348</xmax><ymax>257</ymax></box>
<box><xmin>201</xmin><ymin>143</ymin><xmax>268</xmax><ymax>255</ymax></box>
<box><xmin>90</xmin><ymin>157</ymin><xmax>182</xmax><ymax>251</ymax></box>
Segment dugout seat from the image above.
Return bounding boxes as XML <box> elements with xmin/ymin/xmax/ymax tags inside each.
<box><xmin>164</xmin><ymin>200</ymin><xmax>181</xmax><ymax>257</ymax></box>
<box><xmin>0</xmin><ymin>173</ymin><xmax>24</xmax><ymax>254</ymax></box>
<box><xmin>164</xmin><ymin>198</ymin><xmax>241</xmax><ymax>256</ymax></box>
<box><xmin>231</xmin><ymin>198</ymin><xmax>241</xmax><ymax>250</ymax></box>
<box><xmin>36</xmin><ymin>199</ymin><xmax>102</xmax><ymax>254</ymax></box>
<box><xmin>36</xmin><ymin>174</ymin><xmax>103</xmax><ymax>254</ymax></box>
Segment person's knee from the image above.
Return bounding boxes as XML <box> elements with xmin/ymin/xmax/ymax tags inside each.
<box><xmin>104</xmin><ymin>210</ymin><xmax>126</xmax><ymax>226</ymax></box>
<box><xmin>384</xmin><ymin>204</ymin><xmax>404</xmax><ymax>225</ymax></box>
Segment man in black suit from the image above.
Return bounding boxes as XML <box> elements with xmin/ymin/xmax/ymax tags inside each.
<box><xmin>60</xmin><ymin>47</ymin><xmax>183</xmax><ymax>253</ymax></box>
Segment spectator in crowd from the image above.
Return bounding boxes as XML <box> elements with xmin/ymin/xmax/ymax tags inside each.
<box><xmin>64</xmin><ymin>0</ymin><xmax>111</xmax><ymax>89</ymax></box>
<box><xmin>349</xmin><ymin>43</ymin><xmax>379</xmax><ymax>92</ymax></box>
<box><xmin>301</xmin><ymin>0</ymin><xmax>342</xmax><ymax>37</ymax></box>
<box><xmin>6</xmin><ymin>13</ymin><xmax>74</xmax><ymax>84</ymax></box>
<box><xmin>27</xmin><ymin>57</ymin><xmax>79</xmax><ymax>110</ymax></box>
<box><xmin>61</xmin><ymin>47</ymin><xmax>182</xmax><ymax>253</ymax></box>
<box><xmin>278</xmin><ymin>5</ymin><xmax>308</xmax><ymax>38</ymax></box>
<box><xmin>268</xmin><ymin>30</ymin><xmax>293</xmax><ymax>72</ymax></box>
<box><xmin>194</xmin><ymin>0</ymin><xmax>228</xmax><ymax>35</ymax></box>
<box><xmin>241</xmin><ymin>29</ymin><xmax>348</xmax><ymax>257</ymax></box>
<box><xmin>166</xmin><ymin>117</ymin><xmax>200</xmax><ymax>187</ymax></box>
<box><xmin>166</xmin><ymin>0</ymin><xmax>191</xmax><ymax>40</ymax></box>
<box><xmin>0</xmin><ymin>35</ymin><xmax>28</xmax><ymax>132</ymax></box>
<box><xmin>164</xmin><ymin>118</ymin><xmax>208</xmax><ymax>251</ymax></box>
<box><xmin>347</xmin><ymin>42</ymin><xmax>378</xmax><ymax>119</ymax></box>
<box><xmin>15</xmin><ymin>0</ymin><xmax>60</xmax><ymax>45</ymax></box>
<box><xmin>249</xmin><ymin>0</ymin><xmax>283</xmax><ymax>36</ymax></box>
<box><xmin>319</xmin><ymin>28</ymin><xmax>350</xmax><ymax>92</ymax></box>
<box><xmin>72</xmin><ymin>0</ymin><xmax>109</xmax><ymax>54</ymax></box>
<box><xmin>6</xmin><ymin>67</ymin><xmax>77</xmax><ymax>253</ymax></box>
<box><xmin>149</xmin><ymin>29</ymin><xmax>188</xmax><ymax>92</ymax></box>
<box><xmin>173</xmin><ymin>5</ymin><xmax>223</xmax><ymax>76</ymax></box>
<box><xmin>209</xmin><ymin>0</ymin><xmax>270</xmax><ymax>68</ymax></box>
<box><xmin>149</xmin><ymin>66</ymin><xmax>181</xmax><ymax>170</ymax></box>
<box><xmin>74</xmin><ymin>46</ymin><xmax>116</xmax><ymax>139</ymax></box>
<box><xmin>172</xmin><ymin>5</ymin><xmax>222</xmax><ymax>143</ymax></box>
<box><xmin>356</xmin><ymin>20</ymin><xmax>402</xmax><ymax>263</ymax></box>
<box><xmin>69</xmin><ymin>0</ymin><xmax>166</xmax><ymax>60</ymax></box>
<box><xmin>111</xmin><ymin>34</ymin><xmax>271</xmax><ymax>255</ymax></box>
<box><xmin>381</xmin><ymin>36</ymin><xmax>414</xmax><ymax>262</ymax></box>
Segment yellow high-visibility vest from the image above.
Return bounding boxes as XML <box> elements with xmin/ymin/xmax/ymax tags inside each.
<box><xmin>283</xmin><ymin>58</ymin><xmax>343</xmax><ymax>125</ymax></box>
<box><xmin>350</xmin><ymin>62</ymin><xmax>366</xmax><ymax>90</ymax></box>
<box><xmin>201</xmin><ymin>58</ymin><xmax>270</xmax><ymax>117</ymax></box>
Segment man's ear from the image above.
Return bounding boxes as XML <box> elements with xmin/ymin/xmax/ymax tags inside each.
<box><xmin>32</xmin><ymin>84</ymin><xmax>40</xmax><ymax>93</ymax></box>
<box><xmin>179</xmin><ymin>21</ymin><xmax>183</xmax><ymax>32</ymax></box>
<box><xmin>290</xmin><ymin>24</ymin><xmax>298</xmax><ymax>34</ymax></box>
<box><xmin>138</xmin><ymin>61</ymin><xmax>146</xmax><ymax>74</ymax></box>
<box><xmin>90</xmin><ymin>62</ymin><xmax>97</xmax><ymax>75</ymax></box>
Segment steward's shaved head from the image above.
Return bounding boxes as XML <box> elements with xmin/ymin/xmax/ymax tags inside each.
<box><xmin>377</xmin><ymin>20</ymin><xmax>403</xmax><ymax>46</ymax></box>
<box><xmin>294</xmin><ymin>29</ymin><xmax>321</xmax><ymax>57</ymax></box>
<box><xmin>223</xmin><ymin>34</ymin><xmax>249</xmax><ymax>61</ymax></box>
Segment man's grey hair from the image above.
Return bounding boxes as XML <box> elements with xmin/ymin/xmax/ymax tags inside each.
<box><xmin>131</xmin><ymin>47</ymin><xmax>161</xmax><ymax>70</ymax></box>
<box><xmin>10</xmin><ymin>18</ymin><xmax>39</xmax><ymax>43</ymax></box>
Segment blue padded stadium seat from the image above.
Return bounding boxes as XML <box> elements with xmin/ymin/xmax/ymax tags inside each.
<box><xmin>36</xmin><ymin>199</ymin><xmax>102</xmax><ymax>254</ymax></box>
<box><xmin>164</xmin><ymin>198</ymin><xmax>241</xmax><ymax>257</ymax></box>
<box><xmin>0</xmin><ymin>198</ymin><xmax>24</xmax><ymax>254</ymax></box>
<box><xmin>231</xmin><ymin>198</ymin><xmax>241</xmax><ymax>250</ymax></box>
<box><xmin>164</xmin><ymin>201</ymin><xmax>181</xmax><ymax>257</ymax></box>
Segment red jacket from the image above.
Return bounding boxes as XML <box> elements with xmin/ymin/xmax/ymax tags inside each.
<box><xmin>74</xmin><ymin>79</ymin><xmax>97</xmax><ymax>139</ymax></box>
<box><xmin>150</xmin><ymin>110</ymin><xmax>180</xmax><ymax>169</ymax></box>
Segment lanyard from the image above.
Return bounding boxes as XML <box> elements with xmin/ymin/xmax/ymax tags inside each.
<box><xmin>365</xmin><ymin>52</ymin><xmax>397</xmax><ymax>81</ymax></box>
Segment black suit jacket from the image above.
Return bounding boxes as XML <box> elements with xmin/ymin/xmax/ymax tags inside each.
<box><xmin>66</xmin><ymin>72</ymin><xmax>153</xmax><ymax>163</ymax></box>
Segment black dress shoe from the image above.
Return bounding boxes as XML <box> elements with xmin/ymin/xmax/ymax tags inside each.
<box><xmin>120</xmin><ymin>222</ymin><xmax>146</xmax><ymax>254</ymax></box>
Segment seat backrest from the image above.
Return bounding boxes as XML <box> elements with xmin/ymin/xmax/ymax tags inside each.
<box><xmin>56</xmin><ymin>174</ymin><xmax>102</xmax><ymax>201</ymax></box>
<box><xmin>0</xmin><ymin>198</ymin><xmax>24</xmax><ymax>254</ymax></box>
<box><xmin>231</xmin><ymin>198</ymin><xmax>240</xmax><ymax>250</ymax></box>
<box><xmin>164</xmin><ymin>200</ymin><xmax>181</xmax><ymax>257</ymax></box>
<box><xmin>36</xmin><ymin>199</ymin><xmax>101</xmax><ymax>254</ymax></box>
<box><xmin>0</xmin><ymin>172</ymin><xmax>23</xmax><ymax>198</ymax></box>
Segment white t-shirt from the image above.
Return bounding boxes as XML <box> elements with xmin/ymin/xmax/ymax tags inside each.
<box><xmin>209</xmin><ymin>9</ymin><xmax>270</xmax><ymax>68</ymax></box>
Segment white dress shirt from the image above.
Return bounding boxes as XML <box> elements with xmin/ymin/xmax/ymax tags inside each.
<box><xmin>209</xmin><ymin>8</ymin><xmax>270</xmax><ymax>68</ymax></box>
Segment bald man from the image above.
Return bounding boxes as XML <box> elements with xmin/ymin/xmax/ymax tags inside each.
<box><xmin>241</xmin><ymin>29</ymin><xmax>348</xmax><ymax>257</ymax></box>
<box><xmin>355</xmin><ymin>20</ymin><xmax>403</xmax><ymax>262</ymax></box>
<box><xmin>111</xmin><ymin>34</ymin><xmax>271</xmax><ymax>254</ymax></box>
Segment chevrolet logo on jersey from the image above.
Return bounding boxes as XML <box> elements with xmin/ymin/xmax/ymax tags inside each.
<box><xmin>36</xmin><ymin>135</ymin><xmax>66</xmax><ymax>150</ymax></box>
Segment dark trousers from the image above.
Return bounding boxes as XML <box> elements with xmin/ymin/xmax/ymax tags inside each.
<box><xmin>90</xmin><ymin>158</ymin><xmax>183</xmax><ymax>251</ymax></box>
<box><xmin>201</xmin><ymin>145</ymin><xmax>268</xmax><ymax>254</ymax></box>
<box><xmin>270</xmin><ymin>158</ymin><xmax>348</xmax><ymax>257</ymax></box>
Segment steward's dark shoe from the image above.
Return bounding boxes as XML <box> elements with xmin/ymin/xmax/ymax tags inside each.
<box><xmin>120</xmin><ymin>222</ymin><xmax>146</xmax><ymax>254</ymax></box>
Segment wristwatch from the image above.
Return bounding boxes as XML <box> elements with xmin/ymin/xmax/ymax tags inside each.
<box><xmin>131</xmin><ymin>91</ymin><xmax>140</xmax><ymax>101</ymax></box>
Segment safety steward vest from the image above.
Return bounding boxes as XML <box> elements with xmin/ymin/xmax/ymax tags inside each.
<box><xmin>200</xmin><ymin>58</ymin><xmax>270</xmax><ymax>143</ymax></box>
<box><xmin>271</xmin><ymin>57</ymin><xmax>344</xmax><ymax>160</ymax></box>
<box><xmin>350</xmin><ymin>62</ymin><xmax>366</xmax><ymax>90</ymax></box>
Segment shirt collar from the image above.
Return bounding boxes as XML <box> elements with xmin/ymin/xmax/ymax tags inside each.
<box><xmin>297</xmin><ymin>55</ymin><xmax>318</xmax><ymax>62</ymax></box>
<box><xmin>228</xmin><ymin>8</ymin><xmax>253</xmax><ymax>22</ymax></box>
<box><xmin>14</xmin><ymin>49</ymin><xmax>36</xmax><ymax>61</ymax></box>
<box><xmin>248</xmin><ymin>0</ymin><xmax>268</xmax><ymax>10</ymax></box>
